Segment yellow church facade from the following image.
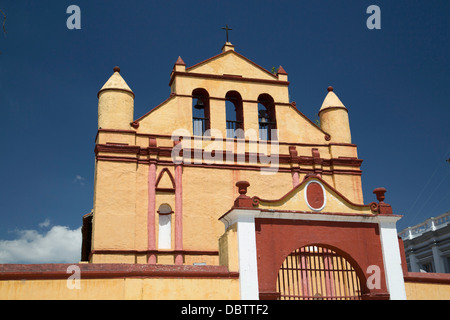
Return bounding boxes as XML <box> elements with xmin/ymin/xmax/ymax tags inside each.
<box><xmin>89</xmin><ymin>42</ymin><xmax>363</xmax><ymax>266</ymax></box>
<box><xmin>1</xmin><ymin>42</ymin><xmax>450</xmax><ymax>300</ymax></box>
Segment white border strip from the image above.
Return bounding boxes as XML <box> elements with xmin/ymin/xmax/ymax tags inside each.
<box><xmin>378</xmin><ymin>220</ymin><xmax>407</xmax><ymax>300</ymax></box>
<box><xmin>304</xmin><ymin>180</ymin><xmax>327</xmax><ymax>211</ymax></box>
<box><xmin>234</xmin><ymin>211</ymin><xmax>260</xmax><ymax>300</ymax></box>
<box><xmin>221</xmin><ymin>209</ymin><xmax>402</xmax><ymax>230</ymax></box>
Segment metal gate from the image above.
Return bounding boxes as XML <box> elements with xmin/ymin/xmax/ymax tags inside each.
<box><xmin>276</xmin><ymin>245</ymin><xmax>362</xmax><ymax>300</ymax></box>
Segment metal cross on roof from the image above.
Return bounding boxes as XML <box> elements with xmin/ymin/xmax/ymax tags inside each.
<box><xmin>221</xmin><ymin>24</ymin><xmax>232</xmax><ymax>43</ymax></box>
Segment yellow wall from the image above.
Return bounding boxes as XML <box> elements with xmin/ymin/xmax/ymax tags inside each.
<box><xmin>219</xmin><ymin>224</ymin><xmax>239</xmax><ymax>273</ymax></box>
<box><xmin>92</xmin><ymin>161</ymin><xmax>139</xmax><ymax>251</ymax></box>
<box><xmin>0</xmin><ymin>277</ymin><xmax>239</xmax><ymax>300</ymax></box>
<box><xmin>405</xmin><ymin>281</ymin><xmax>450</xmax><ymax>300</ymax></box>
<box><xmin>3</xmin><ymin>275</ymin><xmax>450</xmax><ymax>300</ymax></box>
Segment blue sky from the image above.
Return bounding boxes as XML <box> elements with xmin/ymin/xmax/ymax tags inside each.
<box><xmin>0</xmin><ymin>1</ymin><xmax>449</xmax><ymax>263</ymax></box>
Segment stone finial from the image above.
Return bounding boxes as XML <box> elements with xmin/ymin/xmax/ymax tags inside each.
<box><xmin>234</xmin><ymin>181</ymin><xmax>253</xmax><ymax>208</ymax></box>
<box><xmin>373</xmin><ymin>187</ymin><xmax>387</xmax><ymax>203</ymax></box>
<box><xmin>98</xmin><ymin>67</ymin><xmax>134</xmax><ymax>97</ymax></box>
<box><xmin>373</xmin><ymin>187</ymin><xmax>393</xmax><ymax>214</ymax></box>
<box><xmin>236</xmin><ymin>181</ymin><xmax>250</xmax><ymax>195</ymax></box>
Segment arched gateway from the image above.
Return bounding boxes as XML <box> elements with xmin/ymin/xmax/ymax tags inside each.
<box><xmin>219</xmin><ymin>179</ymin><xmax>407</xmax><ymax>300</ymax></box>
<box><xmin>276</xmin><ymin>245</ymin><xmax>362</xmax><ymax>300</ymax></box>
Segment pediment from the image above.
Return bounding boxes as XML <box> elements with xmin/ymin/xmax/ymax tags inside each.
<box><xmin>186</xmin><ymin>50</ymin><xmax>278</xmax><ymax>81</ymax></box>
<box><xmin>155</xmin><ymin>168</ymin><xmax>175</xmax><ymax>192</ymax></box>
<box><xmin>252</xmin><ymin>176</ymin><xmax>376</xmax><ymax>215</ymax></box>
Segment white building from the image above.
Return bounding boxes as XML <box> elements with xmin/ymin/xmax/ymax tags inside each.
<box><xmin>399</xmin><ymin>212</ymin><xmax>450</xmax><ymax>273</ymax></box>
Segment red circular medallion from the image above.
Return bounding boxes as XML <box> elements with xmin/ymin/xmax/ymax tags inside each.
<box><xmin>306</xmin><ymin>182</ymin><xmax>325</xmax><ymax>211</ymax></box>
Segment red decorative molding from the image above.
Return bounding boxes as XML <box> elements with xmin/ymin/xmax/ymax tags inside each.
<box><xmin>251</xmin><ymin>175</ymin><xmax>377</xmax><ymax>212</ymax></box>
<box><xmin>169</xmin><ymin>93</ymin><xmax>293</xmax><ymax>106</ymax></box>
<box><xmin>97</xmin><ymin>129</ymin><xmax>357</xmax><ymax>148</ymax></box>
<box><xmin>130</xmin><ymin>121</ymin><xmax>140</xmax><ymax>129</ymax></box>
<box><xmin>96</xmin><ymin>155</ymin><xmax>138</xmax><ymax>163</ymax></box>
<box><xmin>404</xmin><ymin>272</ymin><xmax>450</xmax><ymax>285</ymax></box>
<box><xmin>95</xmin><ymin>140</ymin><xmax>363</xmax><ymax>178</ymax></box>
<box><xmin>312</xmin><ymin>148</ymin><xmax>321</xmax><ymax>162</ymax></box>
<box><xmin>0</xmin><ymin>263</ymin><xmax>237</xmax><ymax>281</ymax></box>
<box><xmin>106</xmin><ymin>142</ymin><xmax>129</xmax><ymax>146</ymax></box>
<box><xmin>91</xmin><ymin>249</ymin><xmax>219</xmax><ymax>256</ymax></box>
<box><xmin>222</xmin><ymin>74</ymin><xmax>243</xmax><ymax>78</ymax></box>
<box><xmin>96</xmin><ymin>142</ymin><xmax>362</xmax><ymax>169</ymax></box>
<box><xmin>95</xmin><ymin>144</ymin><xmax>140</xmax><ymax>155</ymax></box>
<box><xmin>96</xmin><ymin>155</ymin><xmax>363</xmax><ymax>176</ymax></box>
<box><xmin>155</xmin><ymin>188</ymin><xmax>175</xmax><ymax>194</ymax></box>
<box><xmin>157</xmin><ymin>210</ymin><xmax>174</xmax><ymax>215</ymax></box>
<box><xmin>169</xmin><ymin>71</ymin><xmax>289</xmax><ymax>87</ymax></box>
<box><xmin>155</xmin><ymin>168</ymin><xmax>176</xmax><ymax>190</ymax></box>
<box><xmin>98</xmin><ymin>128</ymin><xmax>137</xmax><ymax>134</ymax></box>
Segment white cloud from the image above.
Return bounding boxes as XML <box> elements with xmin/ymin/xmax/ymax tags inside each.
<box><xmin>38</xmin><ymin>219</ymin><xmax>51</xmax><ymax>228</ymax></box>
<box><xmin>73</xmin><ymin>175</ymin><xmax>85</xmax><ymax>186</ymax></box>
<box><xmin>0</xmin><ymin>224</ymin><xmax>82</xmax><ymax>264</ymax></box>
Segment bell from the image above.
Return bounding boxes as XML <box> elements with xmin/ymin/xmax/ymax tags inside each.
<box><xmin>259</xmin><ymin>110</ymin><xmax>268</xmax><ymax>123</ymax></box>
<box><xmin>194</xmin><ymin>99</ymin><xmax>204</xmax><ymax>110</ymax></box>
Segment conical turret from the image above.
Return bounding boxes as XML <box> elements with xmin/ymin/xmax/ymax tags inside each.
<box><xmin>97</xmin><ymin>66</ymin><xmax>135</xmax><ymax>130</ymax></box>
<box><xmin>318</xmin><ymin>86</ymin><xmax>352</xmax><ymax>143</ymax></box>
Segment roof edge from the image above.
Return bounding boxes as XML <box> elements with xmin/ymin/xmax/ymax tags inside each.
<box><xmin>186</xmin><ymin>50</ymin><xmax>278</xmax><ymax>80</ymax></box>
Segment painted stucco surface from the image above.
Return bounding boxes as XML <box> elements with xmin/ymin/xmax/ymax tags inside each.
<box><xmin>5</xmin><ymin>44</ymin><xmax>448</xmax><ymax>300</ymax></box>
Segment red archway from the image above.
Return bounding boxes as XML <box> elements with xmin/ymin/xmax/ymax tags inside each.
<box><xmin>255</xmin><ymin>218</ymin><xmax>390</xmax><ymax>300</ymax></box>
<box><xmin>276</xmin><ymin>245</ymin><xmax>362</xmax><ymax>300</ymax></box>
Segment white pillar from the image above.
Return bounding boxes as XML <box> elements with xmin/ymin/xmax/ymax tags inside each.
<box><xmin>223</xmin><ymin>209</ymin><xmax>260</xmax><ymax>300</ymax></box>
<box><xmin>377</xmin><ymin>216</ymin><xmax>407</xmax><ymax>300</ymax></box>
<box><xmin>236</xmin><ymin>211</ymin><xmax>259</xmax><ymax>300</ymax></box>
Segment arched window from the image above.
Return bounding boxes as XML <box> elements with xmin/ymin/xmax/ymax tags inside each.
<box><xmin>258</xmin><ymin>94</ymin><xmax>276</xmax><ymax>141</ymax></box>
<box><xmin>192</xmin><ymin>88</ymin><xmax>210</xmax><ymax>136</ymax></box>
<box><xmin>225</xmin><ymin>91</ymin><xmax>244</xmax><ymax>139</ymax></box>
<box><xmin>158</xmin><ymin>204</ymin><xmax>173</xmax><ymax>249</ymax></box>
